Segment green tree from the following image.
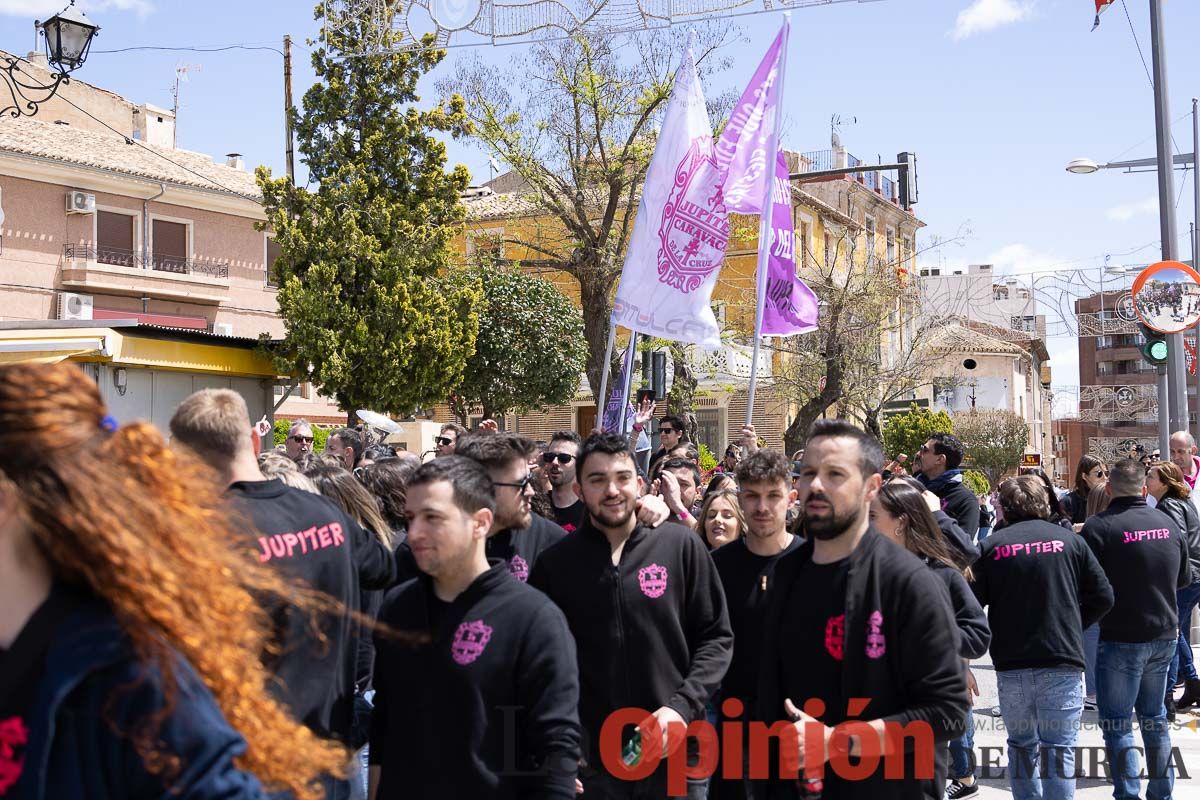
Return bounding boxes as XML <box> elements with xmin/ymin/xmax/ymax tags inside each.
<box><xmin>962</xmin><ymin>469</ymin><xmax>991</xmax><ymax>495</ymax></box>
<box><xmin>881</xmin><ymin>403</ymin><xmax>954</xmax><ymax>462</ymax></box>
<box><xmin>445</xmin><ymin>263</ymin><xmax>588</xmax><ymax>421</ymax></box>
<box><xmin>952</xmin><ymin>410</ymin><xmax>1030</xmax><ymax>485</ymax></box>
<box><xmin>257</xmin><ymin>5</ymin><xmax>479</xmax><ymax>419</ymax></box>
<box><xmin>439</xmin><ymin>26</ymin><xmax>735</xmax><ymax>402</ymax></box>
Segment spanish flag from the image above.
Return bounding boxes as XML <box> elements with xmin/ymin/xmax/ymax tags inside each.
<box><xmin>1093</xmin><ymin>0</ymin><xmax>1115</xmax><ymax>30</ymax></box>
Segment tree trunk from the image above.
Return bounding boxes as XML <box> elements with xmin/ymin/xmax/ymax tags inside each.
<box><xmin>863</xmin><ymin>408</ymin><xmax>882</xmax><ymax>440</ymax></box>
<box><xmin>667</xmin><ymin>342</ymin><xmax>699</xmax><ymax>443</ymax></box>
<box><xmin>578</xmin><ymin>271</ymin><xmax>618</xmax><ymax>404</ymax></box>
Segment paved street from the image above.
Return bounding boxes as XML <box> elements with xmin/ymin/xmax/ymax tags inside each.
<box><xmin>967</xmin><ymin>649</ymin><xmax>1200</xmax><ymax>798</ymax></box>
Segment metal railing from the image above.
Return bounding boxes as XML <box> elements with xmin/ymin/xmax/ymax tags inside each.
<box><xmin>63</xmin><ymin>244</ymin><xmax>229</xmax><ymax>279</ymax></box>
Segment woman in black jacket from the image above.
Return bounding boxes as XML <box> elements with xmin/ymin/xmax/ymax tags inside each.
<box><xmin>1146</xmin><ymin>461</ymin><xmax>1200</xmax><ymax>713</ymax></box>
<box><xmin>872</xmin><ymin>478</ymin><xmax>990</xmax><ymax>800</ymax></box>
<box><xmin>1060</xmin><ymin>455</ymin><xmax>1107</xmax><ymax>526</ymax></box>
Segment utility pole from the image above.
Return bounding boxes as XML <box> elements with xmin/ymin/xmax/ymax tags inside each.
<box><xmin>283</xmin><ymin>34</ymin><xmax>295</xmax><ymax>185</ymax></box>
<box><xmin>1193</xmin><ymin>98</ymin><xmax>1200</xmax><ymax>447</ymax></box>
<box><xmin>1148</xmin><ymin>0</ymin><xmax>1183</xmax><ymax>454</ymax></box>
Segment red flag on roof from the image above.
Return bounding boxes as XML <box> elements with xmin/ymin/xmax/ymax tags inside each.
<box><xmin>1093</xmin><ymin>0</ymin><xmax>1115</xmax><ymax>30</ymax></box>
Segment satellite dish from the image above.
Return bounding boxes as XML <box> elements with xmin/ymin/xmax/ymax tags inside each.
<box><xmin>356</xmin><ymin>409</ymin><xmax>400</xmax><ymax>433</ymax></box>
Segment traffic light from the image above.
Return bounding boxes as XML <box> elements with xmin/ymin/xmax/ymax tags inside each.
<box><xmin>1140</xmin><ymin>323</ymin><xmax>1168</xmax><ymax>366</ymax></box>
<box><xmin>898</xmin><ymin>152</ymin><xmax>919</xmax><ymax>210</ymax></box>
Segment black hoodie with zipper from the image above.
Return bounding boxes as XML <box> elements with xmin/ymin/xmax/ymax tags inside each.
<box><xmin>528</xmin><ymin>519</ymin><xmax>733</xmax><ymax>764</ymax></box>
<box><xmin>486</xmin><ymin>514</ymin><xmax>568</xmax><ymax>582</ymax></box>
<box><xmin>756</xmin><ymin>529</ymin><xmax>968</xmax><ymax>800</ymax></box>
<box><xmin>228</xmin><ymin>478</ymin><xmax>395</xmax><ymax>743</ymax></box>
<box><xmin>369</xmin><ymin>561</ymin><xmax>582</xmax><ymax>799</ymax></box>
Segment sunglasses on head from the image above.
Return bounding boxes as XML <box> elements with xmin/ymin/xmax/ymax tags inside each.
<box><xmin>542</xmin><ymin>452</ymin><xmax>576</xmax><ymax>465</ymax></box>
<box><xmin>493</xmin><ymin>473</ymin><xmax>535</xmax><ymax>493</ymax></box>
<box><xmin>290</xmin><ymin>435</ymin><xmax>314</xmax><ymax>444</ymax></box>
<box><xmin>436</xmin><ymin>436</ymin><xmax>454</xmax><ymax>446</ymax></box>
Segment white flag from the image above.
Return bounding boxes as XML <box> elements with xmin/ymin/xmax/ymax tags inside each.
<box><xmin>611</xmin><ymin>45</ymin><xmax>729</xmax><ymax>349</ymax></box>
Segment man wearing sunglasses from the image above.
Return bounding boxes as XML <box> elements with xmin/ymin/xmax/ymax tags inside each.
<box><xmin>455</xmin><ymin>431</ymin><xmax>568</xmax><ymax>581</ymax></box>
<box><xmin>546</xmin><ymin>431</ymin><xmax>586</xmax><ymax>533</ymax></box>
<box><xmin>285</xmin><ymin>419</ymin><xmax>315</xmax><ymax>462</ymax></box>
<box><xmin>435</xmin><ymin>423</ymin><xmax>468</xmax><ymax>458</ymax></box>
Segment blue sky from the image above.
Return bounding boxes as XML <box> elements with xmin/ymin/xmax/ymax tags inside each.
<box><xmin>3</xmin><ymin>0</ymin><xmax>1199</xmax><ymax>399</ymax></box>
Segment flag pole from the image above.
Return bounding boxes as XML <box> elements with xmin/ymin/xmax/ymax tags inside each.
<box><xmin>745</xmin><ymin>15</ymin><xmax>791</xmax><ymax>428</ymax></box>
<box><xmin>596</xmin><ymin>318</ymin><xmax>617</xmax><ymax>432</ymax></box>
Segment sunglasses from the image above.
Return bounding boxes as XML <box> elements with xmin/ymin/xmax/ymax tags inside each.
<box><xmin>660</xmin><ymin>427</ymin><xmax>678</xmax><ymax>435</ymax></box>
<box><xmin>435</xmin><ymin>436</ymin><xmax>454</xmax><ymax>446</ymax></box>
<box><xmin>542</xmin><ymin>452</ymin><xmax>576</xmax><ymax>465</ymax></box>
<box><xmin>290</xmin><ymin>435</ymin><xmax>314</xmax><ymax>444</ymax></box>
<box><xmin>493</xmin><ymin>474</ymin><xmax>535</xmax><ymax>493</ymax></box>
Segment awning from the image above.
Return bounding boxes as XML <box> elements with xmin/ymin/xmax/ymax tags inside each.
<box><xmin>0</xmin><ymin>337</ymin><xmax>106</xmax><ymax>364</ymax></box>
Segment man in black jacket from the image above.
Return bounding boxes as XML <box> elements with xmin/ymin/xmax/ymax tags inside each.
<box><xmin>1081</xmin><ymin>459</ymin><xmax>1190</xmax><ymax>800</ymax></box>
<box><xmin>456</xmin><ymin>431</ymin><xmax>568</xmax><ymax>582</ymax></box>
<box><xmin>972</xmin><ymin>475</ymin><xmax>1112</xmax><ymax>800</ymax></box>
<box><xmin>913</xmin><ymin>433</ymin><xmax>980</xmax><ymax>548</ymax></box>
<box><xmin>530</xmin><ymin>432</ymin><xmax>732</xmax><ymax>799</ymax></box>
<box><xmin>711</xmin><ymin>450</ymin><xmax>802</xmax><ymax>800</ymax></box>
<box><xmin>758</xmin><ymin>420</ymin><xmax>967</xmax><ymax>800</ymax></box>
<box><xmin>369</xmin><ymin>457</ymin><xmax>581</xmax><ymax>799</ymax></box>
<box><xmin>170</xmin><ymin>392</ymin><xmax>396</xmax><ymax>799</ymax></box>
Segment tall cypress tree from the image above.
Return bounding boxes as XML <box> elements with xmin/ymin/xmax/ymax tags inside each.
<box><xmin>258</xmin><ymin>5</ymin><xmax>479</xmax><ymax>417</ymax></box>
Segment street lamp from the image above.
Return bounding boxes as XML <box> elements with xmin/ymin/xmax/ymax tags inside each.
<box><xmin>1064</xmin><ymin>153</ymin><xmax>1195</xmax><ymax>175</ymax></box>
<box><xmin>1</xmin><ymin>1</ymin><xmax>99</xmax><ymax>119</ymax></box>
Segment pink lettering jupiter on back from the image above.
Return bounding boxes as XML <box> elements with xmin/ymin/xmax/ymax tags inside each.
<box><xmin>1122</xmin><ymin>528</ymin><xmax>1172</xmax><ymax>544</ymax></box>
<box><xmin>992</xmin><ymin>540</ymin><xmax>1066</xmax><ymax>560</ymax></box>
<box><xmin>257</xmin><ymin>521</ymin><xmax>347</xmax><ymax>563</ymax></box>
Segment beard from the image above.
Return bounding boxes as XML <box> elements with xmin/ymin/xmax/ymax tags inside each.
<box><xmin>587</xmin><ymin>499</ymin><xmax>636</xmax><ymax>530</ymax></box>
<box><xmin>804</xmin><ymin>494</ymin><xmax>865</xmax><ymax>541</ymax></box>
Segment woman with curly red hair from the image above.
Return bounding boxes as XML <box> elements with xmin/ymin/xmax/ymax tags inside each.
<box><xmin>0</xmin><ymin>362</ymin><xmax>348</xmax><ymax>799</ymax></box>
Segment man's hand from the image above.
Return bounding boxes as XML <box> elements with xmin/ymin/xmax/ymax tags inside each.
<box><xmin>966</xmin><ymin>668</ymin><xmax>979</xmax><ymax>705</ymax></box>
<box><xmin>634</xmin><ymin>398</ymin><xmax>656</xmax><ymax>428</ymax></box>
<box><xmin>741</xmin><ymin>424</ymin><xmax>759</xmax><ymax>454</ymax></box>
<box><xmin>640</xmin><ymin>706</ymin><xmax>687</xmax><ymax>756</ymax></box>
<box><xmin>635</xmin><ymin>494</ymin><xmax>670</xmax><ymax>527</ymax></box>
<box><xmin>657</xmin><ymin>471</ymin><xmax>684</xmax><ymax>512</ymax></box>
<box><xmin>783</xmin><ymin>698</ymin><xmax>832</xmax><ymax>768</ymax></box>
<box><xmin>478</xmin><ymin>418</ymin><xmax>499</xmax><ymax>433</ymax></box>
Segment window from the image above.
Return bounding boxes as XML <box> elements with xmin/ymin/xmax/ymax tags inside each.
<box><xmin>994</xmin><ymin>288</ymin><xmax>1009</xmax><ymax>301</ymax></box>
<box><xmin>903</xmin><ymin>237</ymin><xmax>913</xmax><ymax>270</ymax></box>
<box><xmin>467</xmin><ymin>227</ymin><xmax>504</xmax><ymax>260</ymax></box>
<box><xmin>266</xmin><ymin>237</ymin><xmax>283</xmax><ymax>288</ymax></box>
<box><xmin>96</xmin><ymin>210</ymin><xmax>137</xmax><ymax>267</ymax></box>
<box><xmin>694</xmin><ymin>409</ymin><xmax>723</xmax><ymax>456</ymax></box>
<box><xmin>824</xmin><ymin>232</ymin><xmax>836</xmax><ymax>269</ymax></box>
<box><xmin>886</xmin><ymin>226</ymin><xmax>896</xmax><ymax>267</ymax></box>
<box><xmin>797</xmin><ymin>218</ymin><xmax>811</xmax><ymax>271</ymax></box>
<box><xmin>864</xmin><ymin>216</ymin><xmax>876</xmax><ymax>261</ymax></box>
<box><xmin>151</xmin><ymin>218</ymin><xmax>189</xmax><ymax>273</ymax></box>
<box><xmin>1097</xmin><ymin>361</ymin><xmax>1113</xmax><ymax>376</ymax></box>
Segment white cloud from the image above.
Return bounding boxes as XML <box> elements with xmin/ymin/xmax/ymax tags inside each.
<box><xmin>0</xmin><ymin>0</ymin><xmax>150</xmax><ymax>17</ymax></box>
<box><xmin>983</xmin><ymin>243</ymin><xmax>1061</xmax><ymax>276</ymax></box>
<box><xmin>951</xmin><ymin>0</ymin><xmax>1035</xmax><ymax>41</ymax></box>
<box><xmin>1106</xmin><ymin>196</ymin><xmax>1159</xmax><ymax>223</ymax></box>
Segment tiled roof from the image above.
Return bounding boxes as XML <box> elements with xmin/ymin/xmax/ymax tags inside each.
<box><xmin>463</xmin><ymin>188</ymin><xmax>545</xmax><ymax>221</ymax></box>
<box><xmin>0</xmin><ymin>117</ymin><xmax>261</xmax><ymax>199</ymax></box>
<box><xmin>926</xmin><ymin>321</ymin><xmax>1031</xmax><ymax>357</ymax></box>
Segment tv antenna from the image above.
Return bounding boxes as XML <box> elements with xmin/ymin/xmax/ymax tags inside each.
<box><xmin>171</xmin><ymin>62</ymin><xmax>201</xmax><ymax>147</ymax></box>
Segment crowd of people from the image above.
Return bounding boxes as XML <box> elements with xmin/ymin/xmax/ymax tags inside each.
<box><xmin>4</xmin><ymin>362</ymin><xmax>1200</xmax><ymax>800</ymax></box>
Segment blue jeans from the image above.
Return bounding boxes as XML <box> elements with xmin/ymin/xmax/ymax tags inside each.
<box><xmin>1084</xmin><ymin>624</ymin><xmax>1101</xmax><ymax>698</ymax></box>
<box><xmin>1097</xmin><ymin>638</ymin><xmax>1176</xmax><ymax>800</ymax></box>
<box><xmin>996</xmin><ymin>667</ymin><xmax>1083</xmax><ymax>800</ymax></box>
<box><xmin>1167</xmin><ymin>582</ymin><xmax>1200</xmax><ymax>688</ymax></box>
<box><xmin>948</xmin><ymin>706</ymin><xmax>975</xmax><ymax>780</ymax></box>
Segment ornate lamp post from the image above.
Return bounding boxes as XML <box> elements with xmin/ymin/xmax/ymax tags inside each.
<box><xmin>2</xmin><ymin>1</ymin><xmax>100</xmax><ymax>118</ymax></box>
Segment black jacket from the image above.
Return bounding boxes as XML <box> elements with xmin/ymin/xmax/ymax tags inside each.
<box><xmin>1155</xmin><ymin>495</ymin><xmax>1200</xmax><ymax>584</ymax></box>
<box><xmin>972</xmin><ymin>519</ymin><xmax>1113</xmax><ymax>671</ymax></box>
<box><xmin>1059</xmin><ymin>489</ymin><xmax>1089</xmax><ymax>526</ymax></box>
<box><xmin>922</xmin><ymin>472</ymin><xmax>980</xmax><ymax>542</ymax></box>
<box><xmin>486</xmin><ymin>514</ymin><xmax>568</xmax><ymax>583</ymax></box>
<box><xmin>928</xmin><ymin>562</ymin><xmax>990</xmax><ymax>660</ymax></box>
<box><xmin>529</xmin><ymin>520</ymin><xmax>732</xmax><ymax>762</ymax></box>
<box><xmin>229</xmin><ymin>478</ymin><xmax>396</xmax><ymax>742</ymax></box>
<box><xmin>934</xmin><ymin>510</ymin><xmax>980</xmax><ymax>567</ymax></box>
<box><xmin>757</xmin><ymin>529</ymin><xmax>968</xmax><ymax>800</ymax></box>
<box><xmin>1080</xmin><ymin>496</ymin><xmax>1190</xmax><ymax>643</ymax></box>
<box><xmin>369</xmin><ymin>562</ymin><xmax>581</xmax><ymax>799</ymax></box>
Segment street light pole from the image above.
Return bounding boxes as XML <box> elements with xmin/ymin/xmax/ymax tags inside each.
<box><xmin>1193</xmin><ymin>98</ymin><xmax>1199</xmax><ymax>447</ymax></box>
<box><xmin>1149</xmin><ymin>0</ymin><xmax>1183</xmax><ymax>454</ymax></box>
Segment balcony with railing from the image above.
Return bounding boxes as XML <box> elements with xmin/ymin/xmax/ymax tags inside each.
<box><xmin>61</xmin><ymin>244</ymin><xmax>231</xmax><ymax>304</ymax></box>
<box><xmin>793</xmin><ymin>149</ymin><xmax>901</xmax><ymax>206</ymax></box>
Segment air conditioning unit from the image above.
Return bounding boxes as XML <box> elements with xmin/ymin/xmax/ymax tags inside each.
<box><xmin>66</xmin><ymin>190</ymin><xmax>96</xmax><ymax>214</ymax></box>
<box><xmin>213</xmin><ymin>322</ymin><xmax>234</xmax><ymax>336</ymax></box>
<box><xmin>58</xmin><ymin>292</ymin><xmax>94</xmax><ymax>321</ymax></box>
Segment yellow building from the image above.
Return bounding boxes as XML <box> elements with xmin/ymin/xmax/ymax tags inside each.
<box><xmin>438</xmin><ymin>142</ymin><xmax>925</xmax><ymax>455</ymax></box>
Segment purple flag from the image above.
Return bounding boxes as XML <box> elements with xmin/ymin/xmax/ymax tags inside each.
<box><xmin>762</xmin><ymin>150</ymin><xmax>819</xmax><ymax>336</ymax></box>
<box><xmin>601</xmin><ymin>335</ymin><xmax>638</xmax><ymax>432</ymax></box>
<box><xmin>714</xmin><ymin>24</ymin><xmax>786</xmax><ymax>214</ymax></box>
